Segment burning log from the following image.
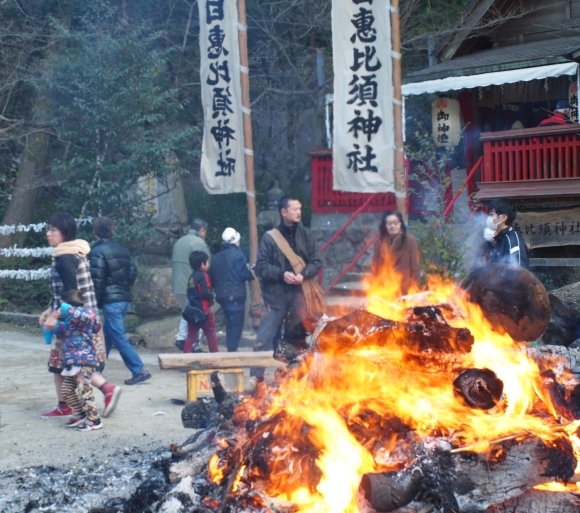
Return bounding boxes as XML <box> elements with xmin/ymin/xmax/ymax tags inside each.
<box><xmin>360</xmin><ymin>438</ymin><xmax>577</xmax><ymax>513</ymax></box>
<box><xmin>459</xmin><ymin>263</ymin><xmax>551</xmax><ymax>342</ymax></box>
<box><xmin>495</xmin><ymin>487</ymin><xmax>580</xmax><ymax>512</ymax></box>
<box><xmin>316</xmin><ymin>308</ymin><xmax>474</xmax><ymax>355</ymax></box>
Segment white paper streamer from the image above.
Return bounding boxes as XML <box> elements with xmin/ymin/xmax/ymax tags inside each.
<box><xmin>0</xmin><ymin>268</ymin><xmax>51</xmax><ymax>280</ymax></box>
<box><xmin>0</xmin><ymin>217</ymin><xmax>93</xmax><ymax>235</ymax></box>
<box><xmin>0</xmin><ymin>246</ymin><xmax>54</xmax><ymax>258</ymax></box>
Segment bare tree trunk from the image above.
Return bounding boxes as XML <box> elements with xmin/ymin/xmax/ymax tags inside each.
<box><xmin>0</xmin><ymin>0</ymin><xmax>74</xmax><ymax>248</ymax></box>
<box><xmin>0</xmin><ymin>127</ymin><xmax>51</xmax><ymax>248</ymax></box>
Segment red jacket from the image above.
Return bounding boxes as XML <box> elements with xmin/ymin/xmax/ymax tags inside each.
<box><xmin>538</xmin><ymin>112</ymin><xmax>572</xmax><ymax>127</ymax></box>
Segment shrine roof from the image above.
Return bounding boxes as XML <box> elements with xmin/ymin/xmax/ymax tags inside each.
<box><xmin>404</xmin><ymin>36</ymin><xmax>580</xmax><ymax>84</ymax></box>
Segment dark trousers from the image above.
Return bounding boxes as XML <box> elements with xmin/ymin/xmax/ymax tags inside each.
<box><xmin>256</xmin><ymin>290</ymin><xmax>307</xmax><ymax>351</ymax></box>
<box><xmin>222</xmin><ymin>307</ymin><xmax>245</xmax><ymax>352</ymax></box>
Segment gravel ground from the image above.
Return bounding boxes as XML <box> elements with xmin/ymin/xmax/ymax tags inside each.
<box><xmin>0</xmin><ymin>326</ymin><xmax>202</xmax><ymax>512</ymax></box>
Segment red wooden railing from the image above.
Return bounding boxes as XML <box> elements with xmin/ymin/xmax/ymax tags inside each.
<box><xmin>480</xmin><ymin>125</ymin><xmax>580</xmax><ymax>183</ymax></box>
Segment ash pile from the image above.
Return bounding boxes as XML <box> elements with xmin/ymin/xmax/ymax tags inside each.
<box><xmin>0</xmin><ymin>445</ymin><xmax>174</xmax><ymax>513</ymax></box>
<box><xmin>163</xmin><ymin>265</ymin><xmax>580</xmax><ymax>512</ymax></box>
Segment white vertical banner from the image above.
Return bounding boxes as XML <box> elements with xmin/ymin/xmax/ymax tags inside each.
<box><xmin>199</xmin><ymin>0</ymin><xmax>247</xmax><ymax>194</ymax></box>
<box><xmin>332</xmin><ymin>0</ymin><xmax>395</xmax><ymax>193</ymax></box>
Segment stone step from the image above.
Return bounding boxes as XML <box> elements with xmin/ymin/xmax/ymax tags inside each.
<box><xmin>327</xmin><ymin>279</ymin><xmax>369</xmax><ymax>297</ymax></box>
<box><xmin>325</xmin><ymin>294</ymin><xmax>366</xmax><ymax>317</ymax></box>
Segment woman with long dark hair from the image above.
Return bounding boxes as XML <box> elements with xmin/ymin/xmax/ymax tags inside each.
<box><xmin>371</xmin><ymin>210</ymin><xmax>420</xmax><ymax>296</ymax></box>
<box><xmin>38</xmin><ymin>212</ymin><xmax>121</xmax><ymax>428</ymax></box>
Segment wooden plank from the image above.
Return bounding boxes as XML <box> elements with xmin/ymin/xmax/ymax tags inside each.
<box><xmin>158</xmin><ymin>351</ymin><xmax>282</xmax><ymax>370</ymax></box>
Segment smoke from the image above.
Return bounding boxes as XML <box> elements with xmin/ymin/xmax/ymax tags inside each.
<box><xmin>461</xmin><ymin>211</ymin><xmax>488</xmax><ymax>274</ymax></box>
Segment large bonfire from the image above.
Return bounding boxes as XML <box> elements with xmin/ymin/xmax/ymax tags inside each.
<box><xmin>194</xmin><ymin>261</ymin><xmax>580</xmax><ymax>512</ymax></box>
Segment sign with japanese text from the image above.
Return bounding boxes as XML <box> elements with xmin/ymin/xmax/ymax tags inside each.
<box><xmin>569</xmin><ymin>81</ymin><xmax>578</xmax><ymax>123</ymax></box>
<box><xmin>432</xmin><ymin>98</ymin><xmax>461</xmax><ymax>147</ymax></box>
<box><xmin>198</xmin><ymin>0</ymin><xmax>246</xmax><ymax>194</ymax></box>
<box><xmin>514</xmin><ymin>208</ymin><xmax>580</xmax><ymax>249</ymax></box>
<box><xmin>331</xmin><ymin>0</ymin><xmax>395</xmax><ymax>193</ymax></box>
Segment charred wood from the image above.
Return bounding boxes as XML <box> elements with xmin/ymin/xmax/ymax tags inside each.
<box><xmin>362</xmin><ymin>438</ymin><xmax>576</xmax><ymax>513</ymax></box>
<box><xmin>495</xmin><ymin>488</ymin><xmax>580</xmax><ymax>513</ymax></box>
<box><xmin>168</xmin><ymin>445</ymin><xmax>217</xmax><ymax>483</ymax></box>
<box><xmin>316</xmin><ymin>309</ymin><xmax>473</xmax><ymax>355</ymax></box>
<box><xmin>453</xmin><ymin>368</ymin><xmax>503</xmax><ymax>410</ymax></box>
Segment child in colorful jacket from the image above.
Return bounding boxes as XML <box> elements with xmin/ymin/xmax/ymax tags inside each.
<box><xmin>43</xmin><ymin>290</ymin><xmax>102</xmax><ymax>431</ymax></box>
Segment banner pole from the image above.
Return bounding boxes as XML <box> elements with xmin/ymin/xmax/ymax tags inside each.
<box><xmin>390</xmin><ymin>0</ymin><xmax>407</xmax><ymax>218</ymax></box>
<box><xmin>237</xmin><ymin>0</ymin><xmax>262</xmax><ymax>324</ymax></box>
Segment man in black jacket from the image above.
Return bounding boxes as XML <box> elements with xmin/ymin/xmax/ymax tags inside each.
<box><xmin>254</xmin><ymin>197</ymin><xmax>323</xmax><ymax>352</ymax></box>
<box><xmin>210</xmin><ymin>227</ymin><xmax>254</xmax><ymax>352</ymax></box>
<box><xmin>90</xmin><ymin>217</ymin><xmax>151</xmax><ymax>385</ymax></box>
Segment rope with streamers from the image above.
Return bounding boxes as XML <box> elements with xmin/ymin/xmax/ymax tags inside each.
<box><xmin>0</xmin><ymin>268</ymin><xmax>51</xmax><ymax>280</ymax></box>
<box><xmin>0</xmin><ymin>217</ymin><xmax>93</xmax><ymax>235</ymax></box>
<box><xmin>0</xmin><ymin>246</ymin><xmax>53</xmax><ymax>258</ymax></box>
<box><xmin>0</xmin><ymin>217</ymin><xmax>92</xmax><ymax>279</ymax></box>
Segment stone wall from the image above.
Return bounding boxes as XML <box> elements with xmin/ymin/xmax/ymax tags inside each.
<box><xmin>311</xmin><ymin>212</ymin><xmax>381</xmax><ymax>288</ymax></box>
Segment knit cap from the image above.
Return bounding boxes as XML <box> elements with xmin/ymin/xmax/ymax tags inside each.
<box><xmin>222</xmin><ymin>227</ymin><xmax>241</xmax><ymax>245</ymax></box>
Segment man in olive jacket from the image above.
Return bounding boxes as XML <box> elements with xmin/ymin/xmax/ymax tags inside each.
<box><xmin>254</xmin><ymin>197</ymin><xmax>322</xmax><ymax>352</ymax></box>
<box><xmin>90</xmin><ymin>217</ymin><xmax>150</xmax><ymax>386</ymax></box>
<box><xmin>171</xmin><ymin>219</ymin><xmax>210</xmax><ymax>349</ymax></box>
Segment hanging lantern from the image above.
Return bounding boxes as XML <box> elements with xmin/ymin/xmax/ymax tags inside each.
<box><xmin>432</xmin><ymin>98</ymin><xmax>461</xmax><ymax>147</ymax></box>
<box><xmin>569</xmin><ymin>81</ymin><xmax>578</xmax><ymax>123</ymax></box>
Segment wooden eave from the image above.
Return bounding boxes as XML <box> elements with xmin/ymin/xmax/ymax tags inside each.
<box><xmin>435</xmin><ymin>0</ymin><xmax>497</xmax><ymax>62</ymax></box>
<box><xmin>474</xmin><ymin>178</ymin><xmax>580</xmax><ymax>201</ymax></box>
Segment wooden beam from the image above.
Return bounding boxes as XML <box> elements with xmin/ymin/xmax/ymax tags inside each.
<box><xmin>158</xmin><ymin>351</ymin><xmax>282</xmax><ymax>370</ymax></box>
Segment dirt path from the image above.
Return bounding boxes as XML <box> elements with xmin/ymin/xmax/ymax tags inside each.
<box><xmin>0</xmin><ymin>326</ymin><xmax>193</xmax><ymax>471</ymax></box>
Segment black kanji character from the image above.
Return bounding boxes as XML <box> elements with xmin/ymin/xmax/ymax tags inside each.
<box><xmin>212</xmin><ymin>86</ymin><xmax>234</xmax><ymax>118</ymax></box>
<box><xmin>437</xmin><ymin>110</ymin><xmax>449</xmax><ymax>122</ymax></box>
<box><xmin>525</xmin><ymin>223</ymin><xmax>536</xmax><ymax>235</ymax></box>
<box><xmin>347</xmin><ymin>74</ymin><xmax>378</xmax><ymax>107</ymax></box>
<box><xmin>541</xmin><ymin>223</ymin><xmax>551</xmax><ymax>236</ymax></box>
<box><xmin>346</xmin><ymin>144</ymin><xmax>378</xmax><ymax>173</ymax></box>
<box><xmin>210</xmin><ymin>119</ymin><xmax>236</xmax><ymax>149</ymax></box>
<box><xmin>215</xmin><ymin>149</ymin><xmax>236</xmax><ymax>177</ymax></box>
<box><xmin>350</xmin><ymin>7</ymin><xmax>377</xmax><ymax>44</ymax></box>
<box><xmin>207</xmin><ymin>25</ymin><xmax>229</xmax><ymax>59</ymax></box>
<box><xmin>206</xmin><ymin>0</ymin><xmax>224</xmax><ymax>23</ymax></box>
<box><xmin>350</xmin><ymin>46</ymin><xmax>381</xmax><ymax>72</ymax></box>
<box><xmin>207</xmin><ymin>60</ymin><xmax>231</xmax><ymax>86</ymax></box>
<box><xmin>554</xmin><ymin>221</ymin><xmax>567</xmax><ymax>235</ymax></box>
<box><xmin>347</xmin><ymin>109</ymin><xmax>382</xmax><ymax>142</ymax></box>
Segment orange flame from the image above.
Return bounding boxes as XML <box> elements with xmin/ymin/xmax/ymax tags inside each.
<box><xmin>223</xmin><ymin>266</ymin><xmax>580</xmax><ymax>509</ymax></box>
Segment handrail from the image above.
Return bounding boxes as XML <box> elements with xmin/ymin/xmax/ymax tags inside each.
<box><xmin>442</xmin><ymin>155</ymin><xmax>482</xmax><ymax>217</ymax></box>
<box><xmin>318</xmin><ymin>192</ymin><xmax>377</xmax><ymax>285</ymax></box>
<box><xmin>319</xmin><ymin>193</ymin><xmax>378</xmax><ymax>254</ymax></box>
<box><xmin>324</xmin><ymin>233</ymin><xmax>379</xmax><ymax>294</ymax></box>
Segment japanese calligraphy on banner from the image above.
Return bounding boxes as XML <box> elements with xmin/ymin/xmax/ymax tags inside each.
<box><xmin>198</xmin><ymin>0</ymin><xmax>246</xmax><ymax>194</ymax></box>
<box><xmin>432</xmin><ymin>98</ymin><xmax>461</xmax><ymax>147</ymax></box>
<box><xmin>331</xmin><ymin>0</ymin><xmax>395</xmax><ymax>194</ymax></box>
<box><xmin>514</xmin><ymin>207</ymin><xmax>580</xmax><ymax>249</ymax></box>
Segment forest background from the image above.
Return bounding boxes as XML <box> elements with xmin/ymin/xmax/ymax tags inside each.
<box><xmin>0</xmin><ymin>0</ymin><xmax>471</xmax><ymax>310</ymax></box>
